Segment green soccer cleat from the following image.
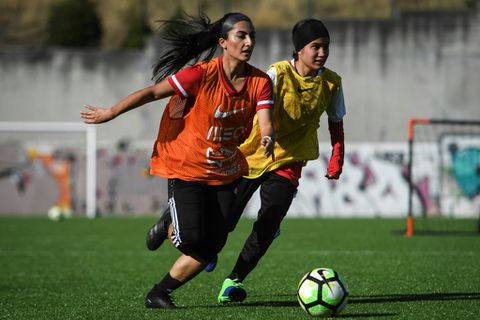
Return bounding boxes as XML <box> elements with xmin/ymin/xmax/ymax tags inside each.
<box><xmin>217</xmin><ymin>278</ymin><xmax>246</xmax><ymax>303</ymax></box>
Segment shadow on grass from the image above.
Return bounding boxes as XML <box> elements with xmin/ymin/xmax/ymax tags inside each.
<box><xmin>199</xmin><ymin>299</ymin><xmax>398</xmax><ymax>318</ymax></box>
<box><xmin>349</xmin><ymin>292</ymin><xmax>480</xmax><ymax>304</ymax></box>
<box><xmin>232</xmin><ymin>300</ymin><xmax>298</xmax><ymax>307</ymax></box>
<box><xmin>337</xmin><ymin>313</ymin><xmax>398</xmax><ymax>318</ymax></box>
<box><xmin>188</xmin><ymin>292</ymin><xmax>479</xmax><ymax>318</ymax></box>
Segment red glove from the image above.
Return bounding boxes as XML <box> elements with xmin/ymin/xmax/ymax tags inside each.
<box><xmin>326</xmin><ymin>119</ymin><xmax>344</xmax><ymax>179</ymax></box>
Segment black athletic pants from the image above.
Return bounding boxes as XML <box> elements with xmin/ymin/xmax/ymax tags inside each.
<box><xmin>168</xmin><ymin>178</ymin><xmax>239</xmax><ymax>262</ymax></box>
<box><xmin>229</xmin><ymin>172</ymin><xmax>298</xmax><ymax>281</ymax></box>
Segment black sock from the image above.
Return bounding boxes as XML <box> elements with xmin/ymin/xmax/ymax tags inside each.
<box><xmin>227</xmin><ymin>272</ymin><xmax>243</xmax><ymax>282</ymax></box>
<box><xmin>154</xmin><ymin>273</ymin><xmax>183</xmax><ymax>294</ymax></box>
<box><xmin>228</xmin><ymin>258</ymin><xmax>253</xmax><ymax>282</ymax></box>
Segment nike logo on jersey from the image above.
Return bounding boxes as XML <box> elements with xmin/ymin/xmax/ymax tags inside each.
<box><xmin>214</xmin><ymin>105</ymin><xmax>248</xmax><ymax>119</ymax></box>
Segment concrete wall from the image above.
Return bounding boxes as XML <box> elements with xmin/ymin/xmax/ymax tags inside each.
<box><xmin>1</xmin><ymin>12</ymin><xmax>479</xmax><ymax>143</ymax></box>
<box><xmin>1</xmin><ymin>12</ymin><xmax>479</xmax><ymax>216</ymax></box>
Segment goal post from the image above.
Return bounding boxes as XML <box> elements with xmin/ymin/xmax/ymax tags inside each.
<box><xmin>0</xmin><ymin>122</ymin><xmax>97</xmax><ymax>218</ymax></box>
<box><xmin>406</xmin><ymin>118</ymin><xmax>480</xmax><ymax>236</ymax></box>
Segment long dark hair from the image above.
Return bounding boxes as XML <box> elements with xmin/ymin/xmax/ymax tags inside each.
<box><xmin>152</xmin><ymin>12</ymin><xmax>252</xmax><ymax>83</ymax></box>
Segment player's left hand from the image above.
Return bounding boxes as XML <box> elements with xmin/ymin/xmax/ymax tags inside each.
<box><xmin>325</xmin><ymin>173</ymin><xmax>341</xmax><ymax>180</ymax></box>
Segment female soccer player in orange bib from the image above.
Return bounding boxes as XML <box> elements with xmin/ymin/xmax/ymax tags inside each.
<box><xmin>81</xmin><ymin>12</ymin><xmax>274</xmax><ymax>309</ymax></box>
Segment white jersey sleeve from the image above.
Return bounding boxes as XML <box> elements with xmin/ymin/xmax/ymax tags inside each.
<box><xmin>326</xmin><ymin>87</ymin><xmax>346</xmax><ymax>122</ymax></box>
<box><xmin>267</xmin><ymin>66</ymin><xmax>277</xmax><ymax>86</ymax></box>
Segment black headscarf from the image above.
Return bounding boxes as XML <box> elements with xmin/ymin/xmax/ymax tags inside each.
<box><xmin>292</xmin><ymin>19</ymin><xmax>329</xmax><ymax>52</ymax></box>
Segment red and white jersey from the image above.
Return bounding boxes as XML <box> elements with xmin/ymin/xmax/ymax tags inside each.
<box><xmin>150</xmin><ymin>56</ymin><xmax>273</xmax><ymax>185</ymax></box>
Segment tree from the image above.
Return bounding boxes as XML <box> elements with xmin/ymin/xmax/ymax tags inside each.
<box><xmin>47</xmin><ymin>0</ymin><xmax>102</xmax><ymax>47</ymax></box>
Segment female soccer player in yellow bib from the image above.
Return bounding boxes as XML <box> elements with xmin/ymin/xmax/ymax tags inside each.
<box><xmin>215</xmin><ymin>18</ymin><xmax>346</xmax><ymax>303</ymax></box>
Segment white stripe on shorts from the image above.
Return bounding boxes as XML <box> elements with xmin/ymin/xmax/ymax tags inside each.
<box><xmin>168</xmin><ymin>197</ymin><xmax>181</xmax><ymax>247</ymax></box>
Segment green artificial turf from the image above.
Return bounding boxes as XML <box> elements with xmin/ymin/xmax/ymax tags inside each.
<box><xmin>1</xmin><ymin>217</ymin><xmax>479</xmax><ymax>319</ymax></box>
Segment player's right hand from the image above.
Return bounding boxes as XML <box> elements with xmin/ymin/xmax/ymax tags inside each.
<box><xmin>261</xmin><ymin>135</ymin><xmax>275</xmax><ymax>161</ymax></box>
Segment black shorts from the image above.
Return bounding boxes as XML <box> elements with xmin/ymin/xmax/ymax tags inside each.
<box><xmin>167</xmin><ymin>178</ymin><xmax>239</xmax><ymax>261</ymax></box>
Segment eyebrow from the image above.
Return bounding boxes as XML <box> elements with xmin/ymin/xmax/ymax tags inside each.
<box><xmin>235</xmin><ymin>30</ymin><xmax>255</xmax><ymax>35</ymax></box>
<box><xmin>312</xmin><ymin>40</ymin><xmax>329</xmax><ymax>45</ymax></box>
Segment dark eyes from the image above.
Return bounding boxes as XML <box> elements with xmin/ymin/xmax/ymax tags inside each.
<box><xmin>237</xmin><ymin>32</ymin><xmax>256</xmax><ymax>40</ymax></box>
<box><xmin>312</xmin><ymin>44</ymin><xmax>329</xmax><ymax>50</ymax></box>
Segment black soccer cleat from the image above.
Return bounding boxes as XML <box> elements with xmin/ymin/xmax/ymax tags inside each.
<box><xmin>145</xmin><ymin>285</ymin><xmax>176</xmax><ymax>309</ymax></box>
<box><xmin>146</xmin><ymin>208</ymin><xmax>171</xmax><ymax>251</ymax></box>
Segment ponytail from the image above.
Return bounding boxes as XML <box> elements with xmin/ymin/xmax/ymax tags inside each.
<box><xmin>152</xmin><ymin>12</ymin><xmax>252</xmax><ymax>83</ymax></box>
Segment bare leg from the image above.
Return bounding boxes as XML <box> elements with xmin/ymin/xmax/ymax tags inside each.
<box><xmin>170</xmin><ymin>254</ymin><xmax>205</xmax><ymax>282</ymax></box>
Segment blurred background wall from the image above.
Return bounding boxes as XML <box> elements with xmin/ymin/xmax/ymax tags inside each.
<box><xmin>1</xmin><ymin>0</ymin><xmax>479</xmax><ymax>142</ymax></box>
<box><xmin>0</xmin><ymin>0</ymin><xmax>479</xmax><ymax>217</ymax></box>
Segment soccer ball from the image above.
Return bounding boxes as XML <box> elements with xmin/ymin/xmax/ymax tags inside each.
<box><xmin>48</xmin><ymin>206</ymin><xmax>63</xmax><ymax>221</ymax></box>
<box><xmin>47</xmin><ymin>206</ymin><xmax>72</xmax><ymax>221</ymax></box>
<box><xmin>297</xmin><ymin>268</ymin><xmax>349</xmax><ymax>317</ymax></box>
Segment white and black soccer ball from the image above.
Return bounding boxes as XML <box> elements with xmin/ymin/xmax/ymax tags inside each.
<box><xmin>47</xmin><ymin>206</ymin><xmax>72</xmax><ymax>221</ymax></box>
<box><xmin>297</xmin><ymin>267</ymin><xmax>349</xmax><ymax>317</ymax></box>
<box><xmin>48</xmin><ymin>206</ymin><xmax>63</xmax><ymax>221</ymax></box>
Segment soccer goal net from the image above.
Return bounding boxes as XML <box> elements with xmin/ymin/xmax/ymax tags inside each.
<box><xmin>0</xmin><ymin>122</ymin><xmax>96</xmax><ymax>219</ymax></box>
<box><xmin>406</xmin><ymin>118</ymin><xmax>480</xmax><ymax>235</ymax></box>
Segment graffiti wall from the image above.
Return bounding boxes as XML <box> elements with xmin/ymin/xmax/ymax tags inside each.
<box><xmin>0</xmin><ymin>142</ymin><xmax>479</xmax><ymax>218</ymax></box>
<box><xmin>248</xmin><ymin>142</ymin><xmax>478</xmax><ymax>218</ymax></box>
<box><xmin>0</xmin><ymin>140</ymin><xmax>166</xmax><ymax>216</ymax></box>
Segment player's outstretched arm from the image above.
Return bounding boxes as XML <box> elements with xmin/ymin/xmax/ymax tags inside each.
<box><xmin>81</xmin><ymin>80</ymin><xmax>175</xmax><ymax>124</ymax></box>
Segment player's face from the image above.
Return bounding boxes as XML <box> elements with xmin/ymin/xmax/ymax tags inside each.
<box><xmin>298</xmin><ymin>37</ymin><xmax>330</xmax><ymax>71</ymax></box>
<box><xmin>220</xmin><ymin>21</ymin><xmax>256</xmax><ymax>62</ymax></box>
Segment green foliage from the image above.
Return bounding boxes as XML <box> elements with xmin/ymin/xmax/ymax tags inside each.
<box><xmin>0</xmin><ymin>217</ymin><xmax>479</xmax><ymax>319</ymax></box>
<box><xmin>157</xmin><ymin>6</ymin><xmax>190</xmax><ymax>40</ymax></box>
<box><xmin>122</xmin><ymin>3</ymin><xmax>151</xmax><ymax>49</ymax></box>
<box><xmin>465</xmin><ymin>0</ymin><xmax>478</xmax><ymax>9</ymax></box>
<box><xmin>122</xmin><ymin>14</ymin><xmax>149</xmax><ymax>49</ymax></box>
<box><xmin>47</xmin><ymin>0</ymin><xmax>102</xmax><ymax>47</ymax></box>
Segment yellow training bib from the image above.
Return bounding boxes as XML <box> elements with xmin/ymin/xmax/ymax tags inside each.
<box><xmin>240</xmin><ymin>61</ymin><xmax>341</xmax><ymax>178</ymax></box>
